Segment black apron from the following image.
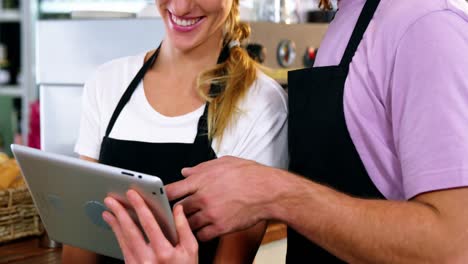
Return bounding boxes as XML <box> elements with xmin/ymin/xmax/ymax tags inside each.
<box><xmin>287</xmin><ymin>0</ymin><xmax>384</xmax><ymax>262</ymax></box>
<box><xmin>98</xmin><ymin>45</ymin><xmax>230</xmax><ymax>264</ymax></box>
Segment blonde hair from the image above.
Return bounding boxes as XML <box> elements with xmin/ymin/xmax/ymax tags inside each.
<box><xmin>197</xmin><ymin>0</ymin><xmax>257</xmax><ymax>141</ymax></box>
<box><xmin>319</xmin><ymin>0</ymin><xmax>333</xmax><ymax>10</ymax></box>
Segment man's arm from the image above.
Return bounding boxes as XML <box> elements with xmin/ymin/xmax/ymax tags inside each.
<box><xmin>270</xmin><ymin>169</ymin><xmax>468</xmax><ymax>264</ymax></box>
<box><xmin>168</xmin><ymin>157</ymin><xmax>468</xmax><ymax>264</ymax></box>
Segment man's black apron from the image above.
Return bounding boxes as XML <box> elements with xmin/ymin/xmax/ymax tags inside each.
<box><xmin>99</xmin><ymin>45</ymin><xmax>230</xmax><ymax>264</ymax></box>
<box><xmin>287</xmin><ymin>0</ymin><xmax>384</xmax><ymax>262</ymax></box>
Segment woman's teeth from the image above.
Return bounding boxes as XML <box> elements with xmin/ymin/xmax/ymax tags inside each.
<box><xmin>171</xmin><ymin>14</ymin><xmax>201</xmax><ymax>27</ymax></box>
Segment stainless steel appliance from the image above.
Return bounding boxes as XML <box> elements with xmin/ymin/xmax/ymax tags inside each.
<box><xmin>248</xmin><ymin>22</ymin><xmax>328</xmax><ymax>85</ymax></box>
<box><xmin>37</xmin><ymin>18</ymin><xmax>165</xmax><ymax>155</ymax></box>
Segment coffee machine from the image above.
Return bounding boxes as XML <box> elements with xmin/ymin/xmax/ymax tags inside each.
<box><xmin>247</xmin><ymin>22</ymin><xmax>329</xmax><ymax>87</ymax></box>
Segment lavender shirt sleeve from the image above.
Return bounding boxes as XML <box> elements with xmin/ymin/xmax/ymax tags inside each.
<box><xmin>391</xmin><ymin>11</ymin><xmax>468</xmax><ymax>199</ymax></box>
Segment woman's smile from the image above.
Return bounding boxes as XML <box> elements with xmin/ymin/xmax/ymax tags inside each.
<box><xmin>168</xmin><ymin>11</ymin><xmax>206</xmax><ymax>32</ymax></box>
<box><xmin>157</xmin><ymin>0</ymin><xmax>231</xmax><ymax>52</ymax></box>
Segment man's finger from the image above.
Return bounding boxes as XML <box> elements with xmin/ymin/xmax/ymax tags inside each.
<box><xmin>126</xmin><ymin>190</ymin><xmax>173</xmax><ymax>251</ymax></box>
<box><xmin>181</xmin><ymin>157</ymin><xmax>230</xmax><ymax>177</ymax></box>
<box><xmin>166</xmin><ymin>176</ymin><xmax>199</xmax><ymax>201</ymax></box>
<box><xmin>196</xmin><ymin>224</ymin><xmax>223</xmax><ymax>242</ymax></box>
<box><xmin>173</xmin><ymin>205</ymin><xmax>198</xmax><ymax>252</ymax></box>
<box><xmin>186</xmin><ymin>210</ymin><xmax>211</xmax><ymax>231</ymax></box>
<box><xmin>181</xmin><ymin>160</ymin><xmax>214</xmax><ymax>177</ymax></box>
<box><xmin>180</xmin><ymin>167</ymin><xmax>193</xmax><ymax>177</ymax></box>
<box><xmin>176</xmin><ymin>195</ymin><xmax>201</xmax><ymax>216</ymax></box>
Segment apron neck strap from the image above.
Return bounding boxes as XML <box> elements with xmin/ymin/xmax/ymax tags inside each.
<box><xmin>105</xmin><ymin>44</ymin><xmax>161</xmax><ymax>137</ymax></box>
<box><xmin>104</xmin><ymin>43</ymin><xmax>231</xmax><ymax>138</ymax></box>
<box><xmin>340</xmin><ymin>0</ymin><xmax>380</xmax><ymax>67</ymax></box>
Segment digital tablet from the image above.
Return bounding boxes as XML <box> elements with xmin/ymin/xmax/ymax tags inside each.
<box><xmin>11</xmin><ymin>144</ymin><xmax>178</xmax><ymax>260</ymax></box>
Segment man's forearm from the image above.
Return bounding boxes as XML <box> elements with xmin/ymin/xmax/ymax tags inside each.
<box><xmin>266</xmin><ymin>169</ymin><xmax>465</xmax><ymax>263</ymax></box>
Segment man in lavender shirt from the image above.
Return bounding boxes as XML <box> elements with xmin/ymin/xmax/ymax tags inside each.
<box><xmin>104</xmin><ymin>0</ymin><xmax>468</xmax><ymax>262</ymax></box>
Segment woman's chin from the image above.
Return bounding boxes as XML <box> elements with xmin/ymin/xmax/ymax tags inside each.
<box><xmin>166</xmin><ymin>35</ymin><xmax>202</xmax><ymax>53</ymax></box>
<box><xmin>171</xmin><ymin>43</ymin><xmax>198</xmax><ymax>53</ymax></box>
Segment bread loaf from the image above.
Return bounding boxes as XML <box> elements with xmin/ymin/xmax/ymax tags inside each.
<box><xmin>0</xmin><ymin>153</ymin><xmax>9</xmax><ymax>164</ymax></box>
<box><xmin>0</xmin><ymin>159</ymin><xmax>21</xmax><ymax>190</ymax></box>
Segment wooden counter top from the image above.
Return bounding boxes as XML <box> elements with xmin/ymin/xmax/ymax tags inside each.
<box><xmin>0</xmin><ymin>222</ymin><xmax>286</xmax><ymax>263</ymax></box>
<box><xmin>0</xmin><ymin>237</ymin><xmax>61</xmax><ymax>264</ymax></box>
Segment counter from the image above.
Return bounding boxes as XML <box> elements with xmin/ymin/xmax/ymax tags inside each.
<box><xmin>0</xmin><ymin>223</ymin><xmax>286</xmax><ymax>263</ymax></box>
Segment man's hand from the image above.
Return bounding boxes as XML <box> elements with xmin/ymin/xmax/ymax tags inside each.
<box><xmin>166</xmin><ymin>156</ymin><xmax>282</xmax><ymax>241</ymax></box>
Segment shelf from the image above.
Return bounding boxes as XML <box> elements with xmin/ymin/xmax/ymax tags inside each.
<box><xmin>0</xmin><ymin>10</ymin><xmax>21</xmax><ymax>22</ymax></box>
<box><xmin>0</xmin><ymin>85</ymin><xmax>23</xmax><ymax>97</ymax></box>
<box><xmin>40</xmin><ymin>1</ymin><xmax>146</xmax><ymax>14</ymax></box>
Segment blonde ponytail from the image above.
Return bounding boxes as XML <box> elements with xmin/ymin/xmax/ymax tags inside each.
<box><xmin>319</xmin><ymin>0</ymin><xmax>333</xmax><ymax>10</ymax></box>
<box><xmin>197</xmin><ymin>0</ymin><xmax>257</xmax><ymax>142</ymax></box>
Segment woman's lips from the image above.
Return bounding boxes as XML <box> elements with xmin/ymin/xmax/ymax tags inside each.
<box><xmin>168</xmin><ymin>11</ymin><xmax>205</xmax><ymax>33</ymax></box>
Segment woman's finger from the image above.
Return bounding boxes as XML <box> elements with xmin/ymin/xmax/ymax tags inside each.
<box><xmin>102</xmin><ymin>211</ymin><xmax>138</xmax><ymax>264</ymax></box>
<box><xmin>104</xmin><ymin>197</ymin><xmax>148</xmax><ymax>257</ymax></box>
<box><xmin>173</xmin><ymin>205</ymin><xmax>198</xmax><ymax>253</ymax></box>
<box><xmin>126</xmin><ymin>190</ymin><xmax>173</xmax><ymax>252</ymax></box>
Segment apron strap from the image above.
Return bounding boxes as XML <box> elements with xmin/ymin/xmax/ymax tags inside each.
<box><xmin>105</xmin><ymin>43</ymin><xmax>231</xmax><ymax>140</ymax></box>
<box><xmin>340</xmin><ymin>0</ymin><xmax>380</xmax><ymax>67</ymax></box>
<box><xmin>105</xmin><ymin>44</ymin><xmax>161</xmax><ymax>137</ymax></box>
<box><xmin>194</xmin><ymin>104</ymin><xmax>210</xmax><ymax>140</ymax></box>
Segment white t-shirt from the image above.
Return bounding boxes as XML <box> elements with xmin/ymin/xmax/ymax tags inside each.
<box><xmin>75</xmin><ymin>53</ymin><xmax>289</xmax><ymax>169</ymax></box>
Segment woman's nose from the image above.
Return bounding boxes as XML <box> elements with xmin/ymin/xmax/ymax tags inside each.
<box><xmin>171</xmin><ymin>0</ymin><xmax>195</xmax><ymax>16</ymax></box>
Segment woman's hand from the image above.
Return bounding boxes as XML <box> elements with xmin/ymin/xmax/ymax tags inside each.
<box><xmin>103</xmin><ymin>190</ymin><xmax>198</xmax><ymax>264</ymax></box>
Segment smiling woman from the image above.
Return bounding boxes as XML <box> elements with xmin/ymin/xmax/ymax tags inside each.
<box><xmin>158</xmin><ymin>0</ymin><xmax>257</xmax><ymax>142</ymax></box>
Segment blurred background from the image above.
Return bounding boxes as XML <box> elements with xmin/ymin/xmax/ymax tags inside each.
<box><xmin>0</xmin><ymin>0</ymin><xmax>338</xmax><ymax>157</ymax></box>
